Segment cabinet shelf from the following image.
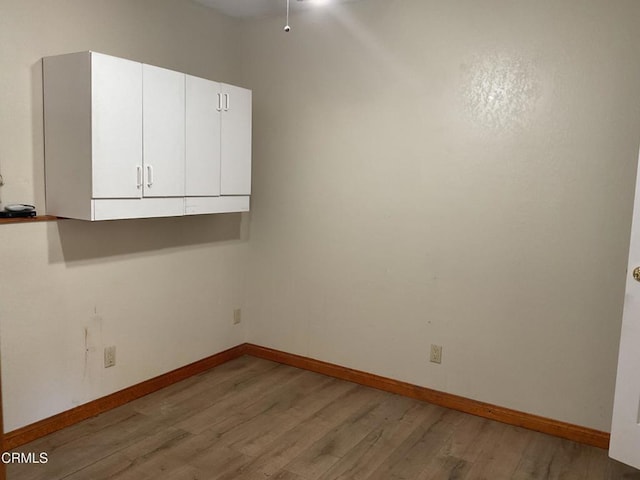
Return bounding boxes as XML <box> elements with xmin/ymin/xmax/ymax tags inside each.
<box><xmin>0</xmin><ymin>215</ymin><xmax>59</xmax><ymax>225</ymax></box>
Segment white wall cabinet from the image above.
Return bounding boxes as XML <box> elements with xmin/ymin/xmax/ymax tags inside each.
<box><xmin>43</xmin><ymin>51</ymin><xmax>251</xmax><ymax>221</ymax></box>
<box><xmin>184</xmin><ymin>76</ymin><xmax>252</xmax><ymax>215</ymax></box>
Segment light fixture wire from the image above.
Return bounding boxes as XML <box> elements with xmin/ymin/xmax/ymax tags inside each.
<box><xmin>284</xmin><ymin>0</ymin><xmax>291</xmax><ymax>32</ymax></box>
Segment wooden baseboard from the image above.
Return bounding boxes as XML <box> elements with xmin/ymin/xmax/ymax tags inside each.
<box><xmin>4</xmin><ymin>342</ymin><xmax>610</xmax><ymax>451</ymax></box>
<box><xmin>244</xmin><ymin>343</ymin><xmax>610</xmax><ymax>450</ymax></box>
<box><xmin>3</xmin><ymin>344</ymin><xmax>247</xmax><ymax>451</ymax></box>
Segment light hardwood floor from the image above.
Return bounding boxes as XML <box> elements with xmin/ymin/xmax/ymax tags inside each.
<box><xmin>8</xmin><ymin>356</ymin><xmax>640</xmax><ymax>479</ymax></box>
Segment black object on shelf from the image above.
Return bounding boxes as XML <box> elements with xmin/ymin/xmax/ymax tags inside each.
<box><xmin>0</xmin><ymin>210</ymin><xmax>36</xmax><ymax>218</ymax></box>
<box><xmin>0</xmin><ymin>204</ymin><xmax>36</xmax><ymax>218</ymax></box>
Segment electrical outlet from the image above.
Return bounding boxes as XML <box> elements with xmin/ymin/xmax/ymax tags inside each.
<box><xmin>104</xmin><ymin>346</ymin><xmax>116</xmax><ymax>368</ymax></box>
<box><xmin>233</xmin><ymin>308</ymin><xmax>241</xmax><ymax>325</ymax></box>
<box><xmin>430</xmin><ymin>344</ymin><xmax>442</xmax><ymax>364</ymax></box>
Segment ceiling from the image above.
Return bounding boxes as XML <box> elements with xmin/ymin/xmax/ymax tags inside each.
<box><xmin>193</xmin><ymin>0</ymin><xmax>363</xmax><ymax>19</ymax></box>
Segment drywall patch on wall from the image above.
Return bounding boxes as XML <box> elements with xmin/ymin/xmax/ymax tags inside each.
<box><xmin>462</xmin><ymin>51</ymin><xmax>541</xmax><ymax>132</ymax></box>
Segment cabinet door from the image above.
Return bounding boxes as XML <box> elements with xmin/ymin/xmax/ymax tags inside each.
<box><xmin>220</xmin><ymin>83</ymin><xmax>252</xmax><ymax>195</ymax></box>
<box><xmin>186</xmin><ymin>75</ymin><xmax>221</xmax><ymax>197</ymax></box>
<box><xmin>143</xmin><ymin>64</ymin><xmax>185</xmax><ymax>197</ymax></box>
<box><xmin>91</xmin><ymin>53</ymin><xmax>143</xmax><ymax>199</ymax></box>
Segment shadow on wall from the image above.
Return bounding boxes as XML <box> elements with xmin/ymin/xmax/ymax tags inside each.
<box><xmin>47</xmin><ymin>213</ymin><xmax>245</xmax><ymax>264</ymax></box>
<box><xmin>34</xmin><ymin>54</ymin><xmax>248</xmax><ymax>266</ymax></box>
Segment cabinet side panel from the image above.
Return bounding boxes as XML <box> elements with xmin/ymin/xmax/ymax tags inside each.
<box><xmin>186</xmin><ymin>75</ymin><xmax>221</xmax><ymax>197</ymax></box>
<box><xmin>220</xmin><ymin>84</ymin><xmax>252</xmax><ymax>195</ymax></box>
<box><xmin>92</xmin><ymin>53</ymin><xmax>143</xmax><ymax>199</ymax></box>
<box><xmin>43</xmin><ymin>52</ymin><xmax>92</xmax><ymax>220</ymax></box>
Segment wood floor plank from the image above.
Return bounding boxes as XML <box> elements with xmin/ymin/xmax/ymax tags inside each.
<box><xmin>365</xmin><ymin>406</ymin><xmax>463</xmax><ymax>480</ymax></box>
<box><xmin>545</xmin><ymin>438</ymin><xmax>595</xmax><ymax>480</ymax></box>
<box><xmin>584</xmin><ymin>447</ymin><xmax>640</xmax><ymax>480</ymax></box>
<box><xmin>132</xmin><ymin>360</ymin><xmax>288</xmax><ymax>422</ymax></box>
<box><xmin>130</xmin><ymin>356</ymin><xmax>277</xmax><ymax>416</ymax></box>
<box><xmin>215</xmin><ymin>385</ymin><xmax>387</xmax><ymax>480</ymax></box>
<box><xmin>461</xmin><ymin>425</ymin><xmax>534</xmax><ymax>479</ymax></box>
<box><xmin>284</xmin><ymin>403</ymin><xmax>382</xmax><ymax>478</ymax></box>
<box><xmin>267</xmin><ymin>470</ymin><xmax>306</xmax><ymax>480</ymax></box>
<box><xmin>9</xmin><ymin>411</ymin><xmax>175</xmax><ymax>480</ymax></box>
<box><xmin>229</xmin><ymin>378</ymin><xmax>357</xmax><ymax>457</ymax></box>
<box><xmin>511</xmin><ymin>433</ymin><xmax>565</xmax><ymax>479</ymax></box>
<box><xmin>8</xmin><ymin>356</ymin><xmax>640</xmax><ymax>480</ymax></box>
<box><xmin>315</xmin><ymin>402</ymin><xmax>438</xmax><ymax>480</ymax></box>
<box><xmin>172</xmin><ymin>374</ymin><xmax>354</xmax><ymax>462</ymax></box>
<box><xmin>170</xmin><ymin>364</ymin><xmax>307</xmax><ymax>434</ymax></box>
<box><xmin>181</xmin><ymin>444</ymin><xmax>253</xmax><ymax>479</ymax></box>
<box><xmin>595</xmin><ymin>453</ymin><xmax>640</xmax><ymax>480</ymax></box>
<box><xmin>148</xmin><ymin>464</ymin><xmax>206</xmax><ymax>480</ymax></box>
<box><xmin>208</xmin><ymin>370</ymin><xmax>344</xmax><ymax>456</ymax></box>
<box><xmin>286</xmin><ymin>392</ymin><xmax>429</xmax><ymax>479</ymax></box>
<box><xmin>10</xmin><ymin>404</ymin><xmax>140</xmax><ymax>455</ymax></box>
<box><xmin>419</xmin><ymin>454</ymin><xmax>470</xmax><ymax>480</ymax></box>
<box><xmin>102</xmin><ymin>427</ymin><xmax>229</xmax><ymax>479</ymax></box>
<box><xmin>416</xmin><ymin>415</ymin><xmax>508</xmax><ymax>480</ymax></box>
<box><xmin>57</xmin><ymin>428</ymin><xmax>192</xmax><ymax>480</ymax></box>
<box><xmin>242</xmin><ymin>369</ymin><xmax>337</xmax><ymax>413</ymax></box>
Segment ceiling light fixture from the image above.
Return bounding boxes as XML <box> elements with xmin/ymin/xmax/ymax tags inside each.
<box><xmin>284</xmin><ymin>0</ymin><xmax>332</xmax><ymax>32</ymax></box>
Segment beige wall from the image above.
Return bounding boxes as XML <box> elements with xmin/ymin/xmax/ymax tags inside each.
<box><xmin>240</xmin><ymin>0</ymin><xmax>640</xmax><ymax>431</ymax></box>
<box><xmin>0</xmin><ymin>0</ymin><xmax>248</xmax><ymax>431</ymax></box>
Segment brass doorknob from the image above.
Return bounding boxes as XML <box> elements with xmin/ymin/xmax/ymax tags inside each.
<box><xmin>633</xmin><ymin>267</ymin><xmax>640</xmax><ymax>282</ymax></box>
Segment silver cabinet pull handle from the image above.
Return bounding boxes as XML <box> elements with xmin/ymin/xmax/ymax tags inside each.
<box><xmin>147</xmin><ymin>165</ymin><xmax>154</xmax><ymax>187</ymax></box>
<box><xmin>136</xmin><ymin>165</ymin><xmax>142</xmax><ymax>189</ymax></box>
<box><xmin>224</xmin><ymin>93</ymin><xmax>230</xmax><ymax>111</ymax></box>
<box><xmin>217</xmin><ymin>93</ymin><xmax>222</xmax><ymax>112</ymax></box>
